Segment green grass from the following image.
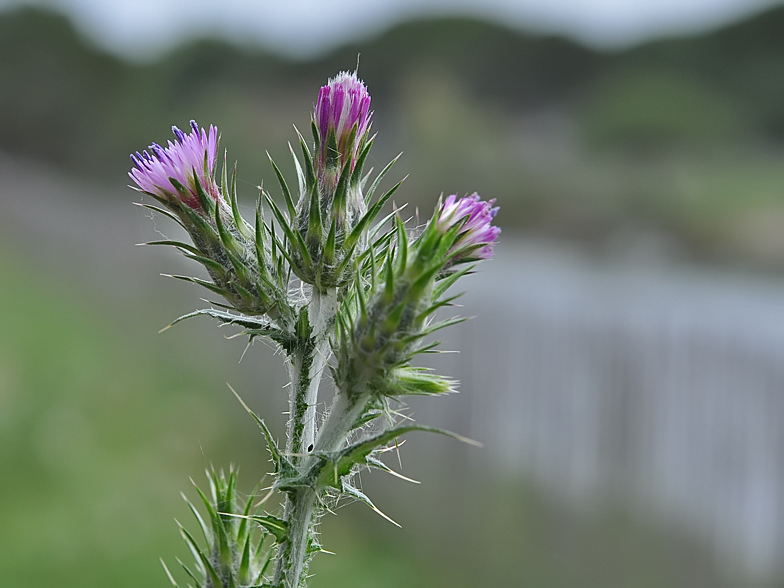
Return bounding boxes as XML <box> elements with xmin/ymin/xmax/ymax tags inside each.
<box><xmin>0</xmin><ymin>241</ymin><xmax>281</xmax><ymax>587</ymax></box>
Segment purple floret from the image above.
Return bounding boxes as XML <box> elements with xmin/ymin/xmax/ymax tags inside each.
<box><xmin>129</xmin><ymin>120</ymin><xmax>219</xmax><ymax>209</ymax></box>
<box><xmin>438</xmin><ymin>193</ymin><xmax>501</xmax><ymax>260</ymax></box>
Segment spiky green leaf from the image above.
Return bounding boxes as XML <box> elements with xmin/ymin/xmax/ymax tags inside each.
<box><xmin>267</xmin><ymin>153</ymin><xmax>297</xmax><ymax>220</ymax></box>
<box><xmin>248</xmin><ymin>514</ymin><xmax>288</xmax><ymax>543</ymax></box>
<box><xmin>364</xmin><ymin>153</ymin><xmax>401</xmax><ymax>204</ymax></box>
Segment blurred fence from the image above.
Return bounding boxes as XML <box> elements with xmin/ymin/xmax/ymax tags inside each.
<box><xmin>435</xmin><ymin>241</ymin><xmax>784</xmax><ymax>578</ymax></box>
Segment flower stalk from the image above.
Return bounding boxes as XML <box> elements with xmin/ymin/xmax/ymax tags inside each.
<box><xmin>131</xmin><ymin>71</ymin><xmax>499</xmax><ymax>588</ymax></box>
<box><xmin>286</xmin><ymin>287</ymin><xmax>336</xmax><ymax>458</ymax></box>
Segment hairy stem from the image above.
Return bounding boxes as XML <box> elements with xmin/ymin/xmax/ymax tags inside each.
<box><xmin>273</xmin><ymin>390</ymin><xmax>372</xmax><ymax>586</ymax></box>
<box><xmin>314</xmin><ymin>391</ymin><xmax>369</xmax><ymax>453</ymax></box>
<box><xmin>273</xmin><ymin>487</ymin><xmax>317</xmax><ymax>588</ymax></box>
<box><xmin>285</xmin><ymin>287</ymin><xmax>337</xmax><ymax>457</ymax></box>
<box><xmin>276</xmin><ymin>287</ymin><xmax>337</xmax><ymax>587</ymax></box>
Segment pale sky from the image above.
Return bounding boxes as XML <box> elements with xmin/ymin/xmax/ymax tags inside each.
<box><xmin>0</xmin><ymin>0</ymin><xmax>779</xmax><ymax>60</ymax></box>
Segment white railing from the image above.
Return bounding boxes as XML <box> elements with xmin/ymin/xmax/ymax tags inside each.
<box><xmin>430</xmin><ymin>239</ymin><xmax>784</xmax><ymax>578</ymax></box>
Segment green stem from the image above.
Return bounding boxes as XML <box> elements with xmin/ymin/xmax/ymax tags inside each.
<box><xmin>285</xmin><ymin>287</ymin><xmax>336</xmax><ymax>457</ymax></box>
<box><xmin>273</xmin><ymin>487</ymin><xmax>317</xmax><ymax>588</ymax></box>
<box><xmin>273</xmin><ymin>390</ymin><xmax>372</xmax><ymax>587</ymax></box>
<box><xmin>273</xmin><ymin>394</ymin><xmax>369</xmax><ymax>588</ymax></box>
<box><xmin>275</xmin><ymin>287</ymin><xmax>337</xmax><ymax>587</ymax></box>
<box><xmin>314</xmin><ymin>391</ymin><xmax>369</xmax><ymax>453</ymax></box>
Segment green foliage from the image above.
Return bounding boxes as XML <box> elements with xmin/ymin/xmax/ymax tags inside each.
<box><xmin>0</xmin><ymin>8</ymin><xmax>125</xmax><ymax>169</ymax></box>
<box><xmin>314</xmin><ymin>425</ymin><xmax>477</xmax><ymax>491</ymax></box>
<box><xmin>164</xmin><ymin>467</ymin><xmax>277</xmax><ymax>588</ymax></box>
<box><xmin>581</xmin><ymin>67</ymin><xmax>746</xmax><ymax>151</ymax></box>
<box><xmin>331</xmin><ymin>212</ymin><xmax>465</xmax><ymax>412</ymax></box>
<box><xmin>138</xmin><ymin>156</ymin><xmax>296</xmax><ymax>325</ymax></box>
<box><xmin>265</xmin><ymin>131</ymin><xmax>401</xmax><ymax>291</ymax></box>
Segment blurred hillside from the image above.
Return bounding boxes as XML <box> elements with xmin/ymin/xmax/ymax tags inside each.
<box><xmin>3</xmin><ymin>6</ymin><xmax>784</xmax><ymax>265</ymax></box>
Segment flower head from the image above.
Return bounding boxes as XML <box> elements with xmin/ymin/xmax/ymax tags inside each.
<box><xmin>287</xmin><ymin>72</ymin><xmax>373</xmax><ymax>289</ymax></box>
<box><xmin>314</xmin><ymin>71</ymin><xmax>372</xmax><ymax>175</ymax></box>
<box><xmin>437</xmin><ymin>193</ymin><xmax>500</xmax><ymax>261</ymax></box>
<box><xmin>129</xmin><ymin>120</ymin><xmax>219</xmax><ymax>210</ymax></box>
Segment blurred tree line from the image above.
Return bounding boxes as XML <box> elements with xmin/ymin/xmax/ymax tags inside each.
<box><xmin>3</xmin><ymin>6</ymin><xmax>784</xmax><ymax>261</ymax></box>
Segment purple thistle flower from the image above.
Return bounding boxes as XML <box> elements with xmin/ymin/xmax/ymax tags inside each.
<box><xmin>129</xmin><ymin>120</ymin><xmax>219</xmax><ymax>210</ymax></box>
<box><xmin>437</xmin><ymin>193</ymin><xmax>501</xmax><ymax>261</ymax></box>
<box><xmin>314</xmin><ymin>71</ymin><xmax>372</xmax><ymax>174</ymax></box>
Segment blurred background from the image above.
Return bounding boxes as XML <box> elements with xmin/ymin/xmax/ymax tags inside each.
<box><xmin>2</xmin><ymin>0</ymin><xmax>784</xmax><ymax>586</ymax></box>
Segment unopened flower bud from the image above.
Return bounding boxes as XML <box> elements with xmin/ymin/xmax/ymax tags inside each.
<box><xmin>314</xmin><ymin>71</ymin><xmax>372</xmax><ymax>181</ymax></box>
<box><xmin>288</xmin><ymin>72</ymin><xmax>376</xmax><ymax>290</ymax></box>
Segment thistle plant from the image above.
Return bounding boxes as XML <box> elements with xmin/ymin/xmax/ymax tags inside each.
<box><xmin>130</xmin><ymin>71</ymin><xmax>499</xmax><ymax>588</ymax></box>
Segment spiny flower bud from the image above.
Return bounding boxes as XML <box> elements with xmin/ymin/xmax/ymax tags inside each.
<box><xmin>284</xmin><ymin>72</ymin><xmax>380</xmax><ymax>291</ymax></box>
<box><xmin>312</xmin><ymin>72</ymin><xmax>372</xmax><ymax>235</ymax></box>
<box><xmin>436</xmin><ymin>193</ymin><xmax>500</xmax><ymax>267</ymax></box>
<box><xmin>335</xmin><ymin>195</ymin><xmax>499</xmax><ymax>399</ymax></box>
<box><xmin>314</xmin><ymin>71</ymin><xmax>372</xmax><ymax>181</ymax></box>
<box><xmin>129</xmin><ymin>120</ymin><xmax>219</xmax><ymax>211</ymax></box>
<box><xmin>334</xmin><ymin>215</ymin><xmax>455</xmax><ymax>401</ymax></box>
